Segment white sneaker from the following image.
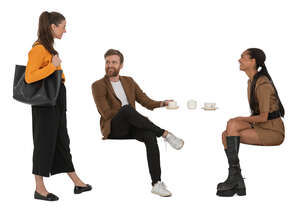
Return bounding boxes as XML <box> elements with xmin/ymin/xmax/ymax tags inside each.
<box><xmin>151</xmin><ymin>181</ymin><xmax>172</xmax><ymax>197</ymax></box>
<box><xmin>164</xmin><ymin>132</ymin><xmax>184</xmax><ymax>150</ymax></box>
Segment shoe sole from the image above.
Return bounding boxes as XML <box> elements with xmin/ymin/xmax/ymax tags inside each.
<box><xmin>34</xmin><ymin>197</ymin><xmax>59</xmax><ymax>201</ymax></box>
<box><xmin>151</xmin><ymin>191</ymin><xmax>172</xmax><ymax>197</ymax></box>
<box><xmin>74</xmin><ymin>188</ymin><xmax>92</xmax><ymax>194</ymax></box>
<box><xmin>216</xmin><ymin>188</ymin><xmax>246</xmax><ymax>197</ymax></box>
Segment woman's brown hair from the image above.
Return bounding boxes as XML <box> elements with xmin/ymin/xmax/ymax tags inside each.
<box><xmin>34</xmin><ymin>11</ymin><xmax>65</xmax><ymax>55</ymax></box>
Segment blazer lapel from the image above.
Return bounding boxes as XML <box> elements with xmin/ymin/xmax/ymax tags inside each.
<box><xmin>104</xmin><ymin>75</ymin><xmax>119</xmax><ymax>100</ymax></box>
<box><xmin>119</xmin><ymin>76</ymin><xmax>133</xmax><ymax>105</ymax></box>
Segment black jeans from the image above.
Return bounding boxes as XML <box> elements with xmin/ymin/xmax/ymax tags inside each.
<box><xmin>108</xmin><ymin>105</ymin><xmax>165</xmax><ymax>185</ymax></box>
<box><xmin>31</xmin><ymin>84</ymin><xmax>75</xmax><ymax>177</ymax></box>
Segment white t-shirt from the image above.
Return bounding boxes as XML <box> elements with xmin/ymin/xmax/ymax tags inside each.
<box><xmin>111</xmin><ymin>80</ymin><xmax>129</xmax><ymax>106</ymax></box>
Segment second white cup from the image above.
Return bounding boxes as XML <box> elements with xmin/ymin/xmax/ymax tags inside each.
<box><xmin>187</xmin><ymin>99</ymin><xmax>197</xmax><ymax>109</ymax></box>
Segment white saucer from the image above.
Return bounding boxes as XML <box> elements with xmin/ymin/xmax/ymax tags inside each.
<box><xmin>201</xmin><ymin>107</ymin><xmax>218</xmax><ymax>111</ymax></box>
<box><xmin>166</xmin><ymin>106</ymin><xmax>179</xmax><ymax>110</ymax></box>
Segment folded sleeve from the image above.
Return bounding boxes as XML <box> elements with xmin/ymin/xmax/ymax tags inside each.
<box><xmin>132</xmin><ymin>78</ymin><xmax>161</xmax><ymax>110</ymax></box>
<box><xmin>25</xmin><ymin>46</ymin><xmax>57</xmax><ymax>84</ymax></box>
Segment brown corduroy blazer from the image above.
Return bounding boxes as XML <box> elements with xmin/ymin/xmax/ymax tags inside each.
<box><xmin>91</xmin><ymin>75</ymin><xmax>161</xmax><ymax>139</ymax></box>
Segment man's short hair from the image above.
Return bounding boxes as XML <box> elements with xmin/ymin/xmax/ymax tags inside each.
<box><xmin>104</xmin><ymin>49</ymin><xmax>124</xmax><ymax>64</ymax></box>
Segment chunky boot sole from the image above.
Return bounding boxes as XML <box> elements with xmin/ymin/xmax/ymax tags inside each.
<box><xmin>216</xmin><ymin>187</ymin><xmax>246</xmax><ymax>197</ymax></box>
<box><xmin>217</xmin><ymin>178</ymin><xmax>245</xmax><ymax>191</ymax></box>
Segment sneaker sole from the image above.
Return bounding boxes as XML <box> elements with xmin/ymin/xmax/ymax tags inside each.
<box><xmin>151</xmin><ymin>191</ymin><xmax>172</xmax><ymax>197</ymax></box>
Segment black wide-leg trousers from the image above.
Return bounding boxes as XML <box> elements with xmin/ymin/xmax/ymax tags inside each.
<box><xmin>31</xmin><ymin>84</ymin><xmax>75</xmax><ymax>177</ymax></box>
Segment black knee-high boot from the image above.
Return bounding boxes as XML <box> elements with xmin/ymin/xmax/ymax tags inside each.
<box><xmin>216</xmin><ymin>136</ymin><xmax>246</xmax><ymax>197</ymax></box>
<box><xmin>217</xmin><ymin>138</ymin><xmax>240</xmax><ymax>189</ymax></box>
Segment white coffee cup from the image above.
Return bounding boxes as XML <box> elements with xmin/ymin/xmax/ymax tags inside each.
<box><xmin>187</xmin><ymin>99</ymin><xmax>197</xmax><ymax>109</ymax></box>
<box><xmin>168</xmin><ymin>101</ymin><xmax>178</xmax><ymax>108</ymax></box>
<box><xmin>204</xmin><ymin>102</ymin><xmax>216</xmax><ymax>109</ymax></box>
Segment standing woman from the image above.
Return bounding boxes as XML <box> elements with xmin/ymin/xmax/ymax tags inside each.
<box><xmin>216</xmin><ymin>48</ymin><xmax>285</xmax><ymax>197</ymax></box>
<box><xmin>25</xmin><ymin>11</ymin><xmax>92</xmax><ymax>201</ymax></box>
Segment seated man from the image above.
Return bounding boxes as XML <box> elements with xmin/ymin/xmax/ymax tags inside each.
<box><xmin>91</xmin><ymin>49</ymin><xmax>184</xmax><ymax>197</ymax></box>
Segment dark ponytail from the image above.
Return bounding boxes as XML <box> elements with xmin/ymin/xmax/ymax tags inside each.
<box><xmin>248</xmin><ymin>48</ymin><xmax>285</xmax><ymax>117</ymax></box>
<box><xmin>35</xmin><ymin>11</ymin><xmax>65</xmax><ymax>55</ymax></box>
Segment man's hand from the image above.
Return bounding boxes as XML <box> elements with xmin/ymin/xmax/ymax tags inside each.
<box><xmin>160</xmin><ymin>100</ymin><xmax>174</xmax><ymax>107</ymax></box>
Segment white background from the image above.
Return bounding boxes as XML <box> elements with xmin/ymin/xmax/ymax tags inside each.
<box><xmin>1</xmin><ymin>0</ymin><xmax>300</xmax><ymax>211</ymax></box>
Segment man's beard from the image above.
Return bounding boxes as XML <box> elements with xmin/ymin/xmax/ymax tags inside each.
<box><xmin>106</xmin><ymin>68</ymin><xmax>120</xmax><ymax>77</ymax></box>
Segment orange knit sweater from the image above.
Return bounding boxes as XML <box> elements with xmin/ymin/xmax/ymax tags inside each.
<box><xmin>25</xmin><ymin>44</ymin><xmax>65</xmax><ymax>84</ymax></box>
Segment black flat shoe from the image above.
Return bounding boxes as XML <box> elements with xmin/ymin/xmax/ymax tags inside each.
<box><xmin>34</xmin><ymin>191</ymin><xmax>59</xmax><ymax>201</ymax></box>
<box><xmin>74</xmin><ymin>184</ymin><xmax>92</xmax><ymax>194</ymax></box>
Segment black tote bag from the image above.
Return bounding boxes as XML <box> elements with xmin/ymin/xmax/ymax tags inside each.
<box><xmin>13</xmin><ymin>65</ymin><xmax>62</xmax><ymax>106</ymax></box>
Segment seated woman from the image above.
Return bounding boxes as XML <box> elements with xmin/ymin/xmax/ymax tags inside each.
<box><xmin>216</xmin><ymin>48</ymin><xmax>285</xmax><ymax>197</ymax></box>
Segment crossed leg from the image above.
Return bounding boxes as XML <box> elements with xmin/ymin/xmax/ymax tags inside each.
<box><xmin>222</xmin><ymin>119</ymin><xmax>261</xmax><ymax>148</ymax></box>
